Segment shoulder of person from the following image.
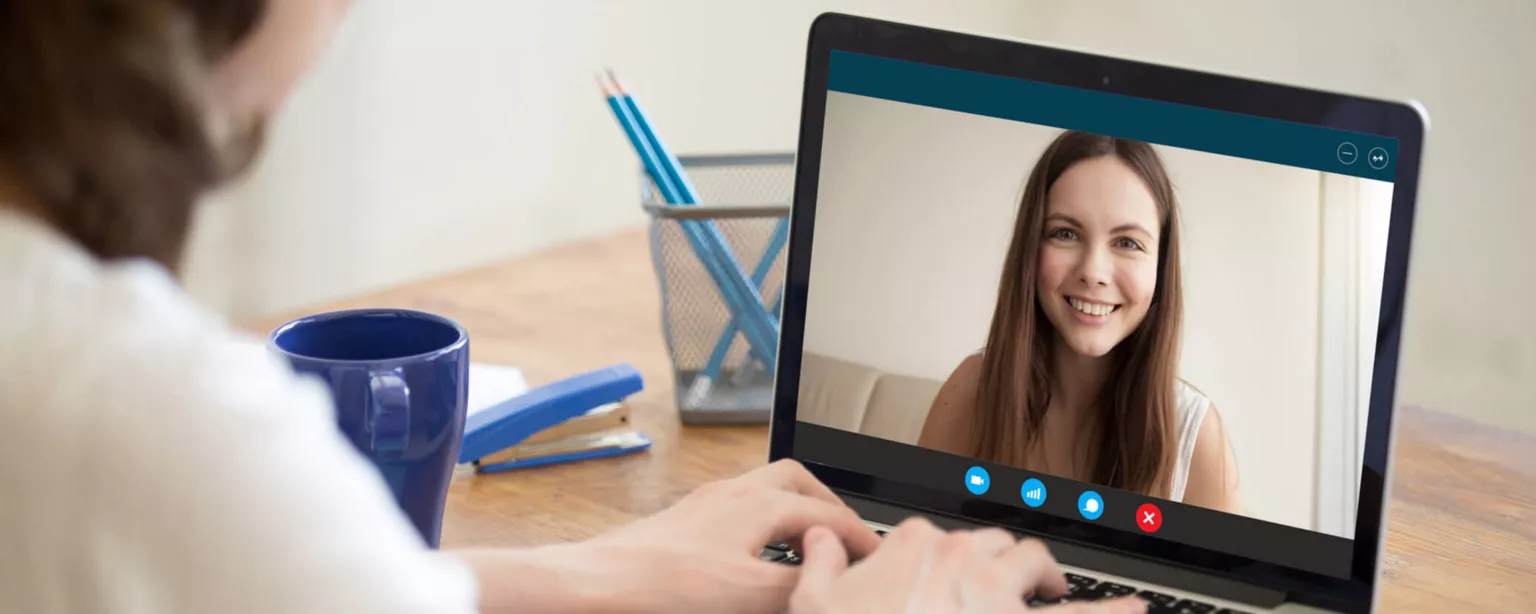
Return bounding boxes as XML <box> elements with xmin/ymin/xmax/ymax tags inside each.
<box><xmin>35</xmin><ymin>256</ymin><xmax>331</xmax><ymax>426</ymax></box>
<box><xmin>919</xmin><ymin>353</ymin><xmax>984</xmax><ymax>450</ymax></box>
<box><xmin>1174</xmin><ymin>380</ymin><xmax>1241</xmax><ymax>510</ymax></box>
<box><xmin>938</xmin><ymin>352</ymin><xmax>985</xmax><ymax>400</ymax></box>
<box><xmin>1174</xmin><ymin>379</ymin><xmax>1214</xmax><ymax>410</ymax></box>
<box><xmin>1</xmin><ymin>226</ymin><xmax>480</xmax><ymax>614</ymax></box>
<box><xmin>0</xmin><ymin>226</ymin><xmax>341</xmax><ymax>474</ymax></box>
<box><xmin>1178</xmin><ymin>380</ymin><xmax>1231</xmax><ymax>473</ymax></box>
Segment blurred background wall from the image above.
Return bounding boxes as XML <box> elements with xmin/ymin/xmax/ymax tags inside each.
<box><xmin>181</xmin><ymin>0</ymin><xmax>1536</xmax><ymax>442</ymax></box>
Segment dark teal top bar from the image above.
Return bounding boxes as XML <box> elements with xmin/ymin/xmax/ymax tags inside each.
<box><xmin>828</xmin><ymin>51</ymin><xmax>1397</xmax><ymax>182</ymax></box>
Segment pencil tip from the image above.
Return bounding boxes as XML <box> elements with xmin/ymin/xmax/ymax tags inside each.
<box><xmin>596</xmin><ymin>71</ymin><xmax>613</xmax><ymax>96</ymax></box>
<box><xmin>605</xmin><ymin>68</ymin><xmax>627</xmax><ymax>95</ymax></box>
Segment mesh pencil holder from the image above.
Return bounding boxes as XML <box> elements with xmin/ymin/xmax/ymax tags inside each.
<box><xmin>643</xmin><ymin>153</ymin><xmax>795</xmax><ymax>425</ymax></box>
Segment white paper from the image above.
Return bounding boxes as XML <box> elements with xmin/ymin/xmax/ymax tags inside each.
<box><xmin>467</xmin><ymin>362</ymin><xmax>529</xmax><ymax>416</ymax></box>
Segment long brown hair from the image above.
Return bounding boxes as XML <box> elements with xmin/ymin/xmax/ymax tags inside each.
<box><xmin>0</xmin><ymin>1</ymin><xmax>268</xmax><ymax>271</ymax></box>
<box><xmin>972</xmin><ymin>130</ymin><xmax>1184</xmax><ymax>498</ymax></box>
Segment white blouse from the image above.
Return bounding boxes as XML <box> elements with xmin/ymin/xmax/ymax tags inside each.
<box><xmin>1169</xmin><ymin>380</ymin><xmax>1213</xmax><ymax>502</ymax></box>
<box><xmin>0</xmin><ymin>210</ymin><xmax>479</xmax><ymax>614</ymax></box>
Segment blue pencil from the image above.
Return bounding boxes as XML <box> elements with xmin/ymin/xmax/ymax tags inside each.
<box><xmin>700</xmin><ymin>217</ymin><xmax>788</xmax><ymax>381</ymax></box>
<box><xmin>608</xmin><ymin>72</ymin><xmax>780</xmax><ymax>354</ymax></box>
<box><xmin>600</xmin><ymin>75</ymin><xmax>778</xmax><ymax>369</ymax></box>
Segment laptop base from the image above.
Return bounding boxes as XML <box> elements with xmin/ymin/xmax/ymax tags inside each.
<box><xmin>839</xmin><ymin>492</ymin><xmax>1308</xmax><ymax>612</ymax></box>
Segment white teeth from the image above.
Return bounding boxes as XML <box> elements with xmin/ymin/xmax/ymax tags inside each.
<box><xmin>1068</xmin><ymin>297</ymin><xmax>1116</xmax><ymax>317</ymax></box>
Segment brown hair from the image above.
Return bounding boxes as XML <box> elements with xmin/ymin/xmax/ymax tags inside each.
<box><xmin>0</xmin><ymin>1</ymin><xmax>268</xmax><ymax>271</ymax></box>
<box><xmin>972</xmin><ymin>130</ymin><xmax>1184</xmax><ymax>498</ymax></box>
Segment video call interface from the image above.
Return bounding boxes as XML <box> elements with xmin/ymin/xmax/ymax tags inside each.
<box><xmin>792</xmin><ymin>52</ymin><xmax>1398</xmax><ymax>578</ymax></box>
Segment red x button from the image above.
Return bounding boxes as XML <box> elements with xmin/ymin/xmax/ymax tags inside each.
<box><xmin>1136</xmin><ymin>503</ymin><xmax>1162</xmax><ymax>533</ymax></box>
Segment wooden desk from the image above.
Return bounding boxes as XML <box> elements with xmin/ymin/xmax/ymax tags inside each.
<box><xmin>248</xmin><ymin>228</ymin><xmax>1535</xmax><ymax>613</ymax></box>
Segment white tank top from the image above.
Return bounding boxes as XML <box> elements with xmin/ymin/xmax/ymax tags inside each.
<box><xmin>1169</xmin><ymin>381</ymin><xmax>1212</xmax><ymax>502</ymax></box>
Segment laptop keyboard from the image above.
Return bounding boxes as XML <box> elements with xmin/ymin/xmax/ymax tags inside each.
<box><xmin>757</xmin><ymin>537</ymin><xmax>1251</xmax><ymax>614</ymax></box>
<box><xmin>759</xmin><ymin>541</ymin><xmax>801</xmax><ymax>565</ymax></box>
<box><xmin>1040</xmin><ymin>572</ymin><xmax>1247</xmax><ymax>613</ymax></box>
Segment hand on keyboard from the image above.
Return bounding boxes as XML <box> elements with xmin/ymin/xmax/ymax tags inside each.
<box><xmin>566</xmin><ymin>459</ymin><xmax>881</xmax><ymax>614</ymax></box>
<box><xmin>787</xmin><ymin>516</ymin><xmax>1146</xmax><ymax>613</ymax></box>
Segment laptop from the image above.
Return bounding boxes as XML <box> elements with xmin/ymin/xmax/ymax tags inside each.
<box><xmin>762</xmin><ymin>13</ymin><xmax>1427</xmax><ymax>614</ymax></box>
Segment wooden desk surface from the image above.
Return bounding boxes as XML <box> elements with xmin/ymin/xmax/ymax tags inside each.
<box><xmin>248</xmin><ymin>228</ymin><xmax>1535</xmax><ymax>613</ymax></box>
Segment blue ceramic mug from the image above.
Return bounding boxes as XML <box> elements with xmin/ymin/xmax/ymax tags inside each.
<box><xmin>269</xmin><ymin>308</ymin><xmax>469</xmax><ymax>548</ymax></box>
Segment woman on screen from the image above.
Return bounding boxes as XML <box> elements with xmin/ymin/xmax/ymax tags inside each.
<box><xmin>918</xmin><ymin>130</ymin><xmax>1241</xmax><ymax>512</ymax></box>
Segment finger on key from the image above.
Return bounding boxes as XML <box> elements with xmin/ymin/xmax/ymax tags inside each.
<box><xmin>993</xmin><ymin>538</ymin><xmax>1070</xmax><ymax>599</ymax></box>
<box><xmin>763</xmin><ymin>490</ymin><xmax>881</xmax><ymax>559</ymax></box>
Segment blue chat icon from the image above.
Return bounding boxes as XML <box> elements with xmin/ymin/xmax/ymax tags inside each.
<box><xmin>1078</xmin><ymin>490</ymin><xmax>1104</xmax><ymax>520</ymax></box>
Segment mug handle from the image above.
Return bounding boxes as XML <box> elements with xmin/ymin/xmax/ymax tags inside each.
<box><xmin>368</xmin><ymin>369</ymin><xmax>411</xmax><ymax>455</ymax></box>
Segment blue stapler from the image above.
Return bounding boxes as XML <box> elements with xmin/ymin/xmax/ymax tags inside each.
<box><xmin>459</xmin><ymin>363</ymin><xmax>651</xmax><ymax>473</ymax></box>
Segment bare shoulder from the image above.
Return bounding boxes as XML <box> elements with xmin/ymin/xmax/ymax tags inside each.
<box><xmin>948</xmin><ymin>353</ymin><xmax>985</xmax><ymax>390</ymax></box>
<box><xmin>1193</xmin><ymin>402</ymin><xmax>1229</xmax><ymax>459</ymax></box>
<box><xmin>940</xmin><ymin>352</ymin><xmax>985</xmax><ymax>406</ymax></box>
<box><xmin>1184</xmin><ymin>400</ymin><xmax>1242</xmax><ymax>512</ymax></box>
<box><xmin>917</xmin><ymin>353</ymin><xmax>984</xmax><ymax>454</ymax></box>
<box><xmin>1176</xmin><ymin>382</ymin><xmax>1226</xmax><ymax>453</ymax></box>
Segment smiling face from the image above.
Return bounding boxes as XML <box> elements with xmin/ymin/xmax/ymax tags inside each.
<box><xmin>1036</xmin><ymin>155</ymin><xmax>1163</xmax><ymax>358</ymax></box>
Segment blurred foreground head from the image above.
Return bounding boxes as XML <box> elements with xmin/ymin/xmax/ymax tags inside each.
<box><xmin>0</xmin><ymin>0</ymin><xmax>350</xmax><ymax>272</ymax></box>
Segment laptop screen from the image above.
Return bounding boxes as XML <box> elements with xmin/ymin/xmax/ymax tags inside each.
<box><xmin>792</xmin><ymin>50</ymin><xmax>1399</xmax><ymax>580</ymax></box>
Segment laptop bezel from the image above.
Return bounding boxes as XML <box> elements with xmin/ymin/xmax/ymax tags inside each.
<box><xmin>767</xmin><ymin>12</ymin><xmax>1425</xmax><ymax>614</ymax></box>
